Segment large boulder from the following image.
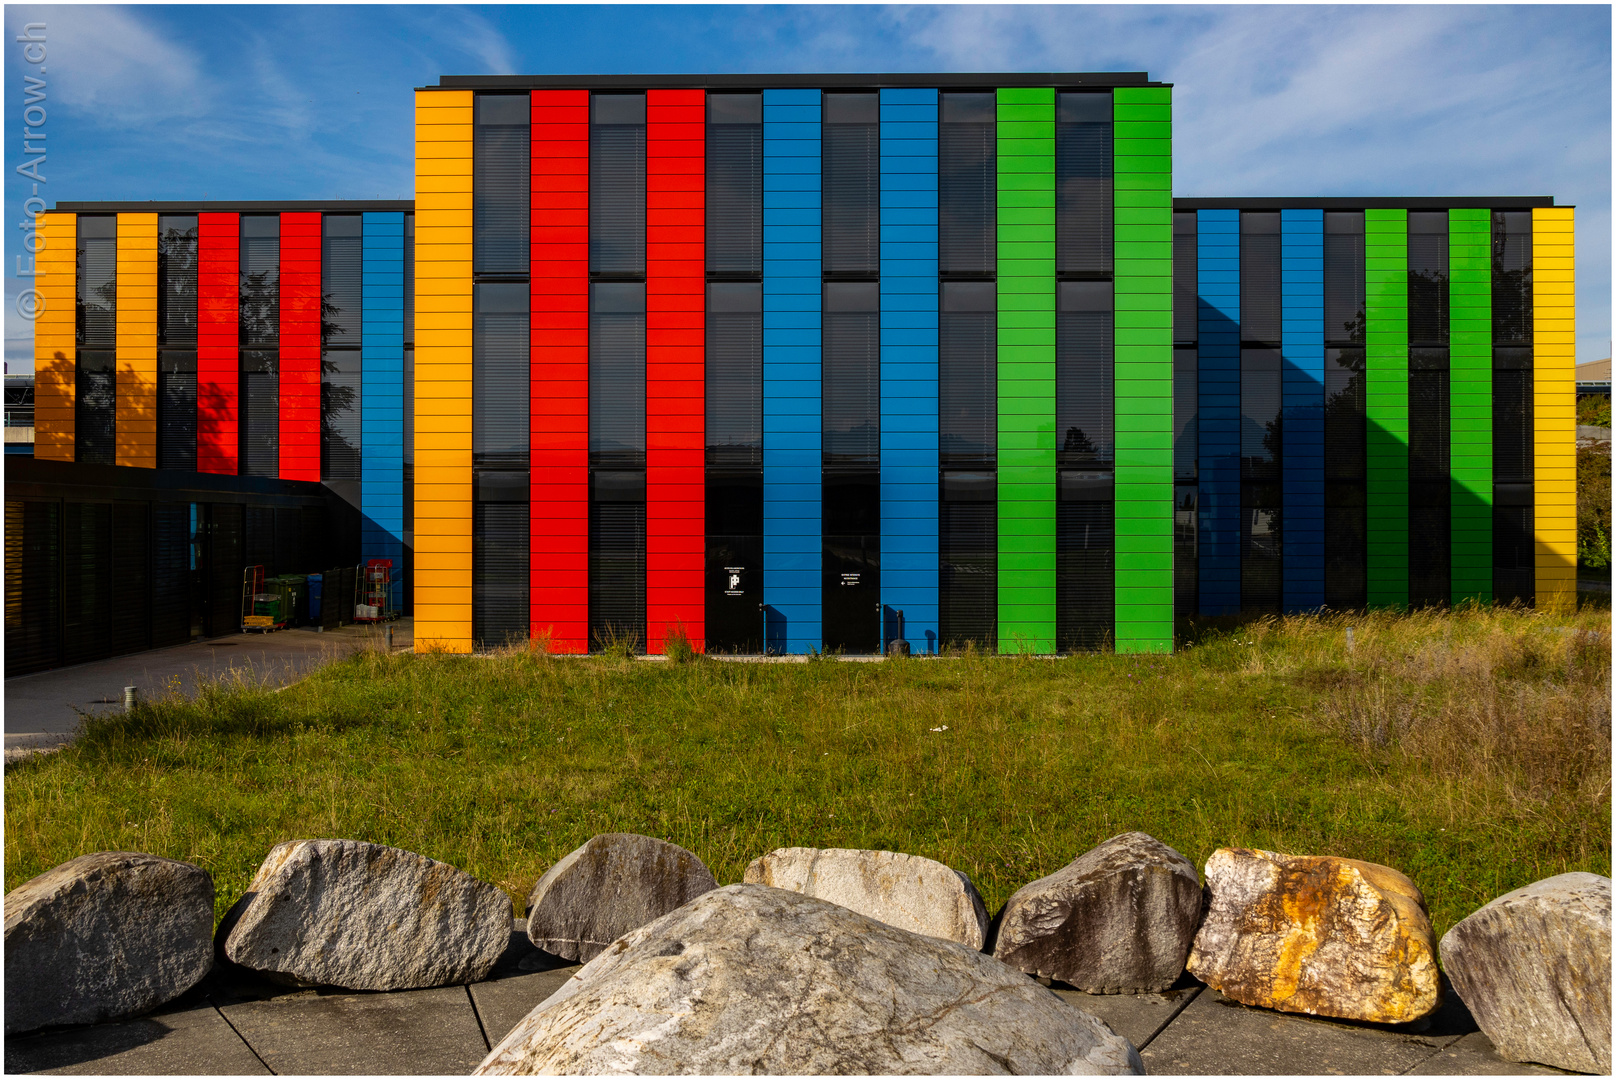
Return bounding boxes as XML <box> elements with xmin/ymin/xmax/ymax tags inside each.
<box><xmin>993</xmin><ymin>831</ymin><xmax>1200</xmax><ymax>993</ymax></box>
<box><xmin>1186</xmin><ymin>847</ymin><xmax>1440</xmax><ymax>1024</ymax></box>
<box><xmin>744</xmin><ymin>847</ymin><xmax>989</xmax><ymax>949</ymax></box>
<box><xmin>525</xmin><ymin>833</ymin><xmax>717</xmax><ymax>963</ymax></box>
<box><xmin>5</xmin><ymin>852</ymin><xmax>214</xmax><ymax>1034</ymax></box>
<box><xmin>1440</xmin><ymin>872</ymin><xmax>1611</xmax><ymax>1074</ymax></box>
<box><xmin>476</xmin><ymin>883</ymin><xmax>1143</xmax><ymax>1075</ymax></box>
<box><xmin>218</xmin><ymin>839</ymin><xmax>510</xmax><ymax>990</ymax></box>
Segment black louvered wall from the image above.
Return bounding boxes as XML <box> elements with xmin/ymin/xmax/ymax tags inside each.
<box><xmin>75</xmin><ymin>355</ymin><xmax>116</xmax><ymax>466</ymax></box>
<box><xmin>1240</xmin><ymin>212</ymin><xmax>1282</xmax><ymax>345</ymax></box>
<box><xmin>1057</xmin><ymin>495</ymin><xmax>1113</xmax><ymax>651</ymax></box>
<box><xmin>1409</xmin><ymin>358</ymin><xmax>1451</xmax><ymax>607</ymax></box>
<box><xmin>1241</xmin><ymin>346</ymin><xmax>1282</xmax><ymax>613</ymax></box>
<box><xmin>474</xmin><ymin>283</ymin><xmax>530</xmax><ymax>470</ymax></box>
<box><xmin>5</xmin><ymin>500</ymin><xmax>61</xmax><ymax>675</ymax></box>
<box><xmin>208</xmin><ymin>504</ymin><xmax>244</xmax><ymax>637</ymax></box>
<box><xmin>1055</xmin><ymin>92</ymin><xmax>1112</xmax><ymax>278</ymax></box>
<box><xmin>322</xmin><ymin>215</ymin><xmax>363</xmax><ymax>483</ymax></box>
<box><xmin>63</xmin><ymin>502</ymin><xmax>113</xmax><ymax>666</ymax></box>
<box><xmin>939</xmin><ymin>93</ymin><xmax>995</xmax><ymax>279</ymax></box>
<box><xmin>590</xmin><ymin>284</ymin><xmax>646</xmax><ymax>468</ymax></box>
<box><xmin>706</xmin><ymin>94</ymin><xmax>762</xmax><ymax>279</ymax></box>
<box><xmin>474</xmin><ymin>501</ymin><xmax>529</xmax><ymax>648</ymax></box>
<box><xmin>158</xmin><ymin>353</ymin><xmax>198</xmax><ymax>471</ymax></box>
<box><xmin>705</xmin><ymin>284</ymin><xmax>762</xmax><ymax>468</ymax></box>
<box><xmin>1324</xmin><ymin>213</ymin><xmax>1366</xmax><ymax>345</ymax></box>
<box><xmin>1492</xmin><ymin>212</ymin><xmax>1532</xmax><ymax>346</ymax></box>
<box><xmin>590</xmin><ymin>495</ymin><xmax>646</xmax><ymax>648</ymax></box>
<box><xmin>822</xmin><ymin>93</ymin><xmax>879</xmax><ymax>279</ymax></box>
<box><xmin>940</xmin><ymin>489</ymin><xmax>995</xmax><ymax>650</ymax></box>
<box><xmin>150</xmin><ymin>502</ymin><xmax>190</xmax><ymax>648</ymax></box>
<box><xmin>111</xmin><ymin>502</ymin><xmax>151</xmax><ymax>656</ymax></box>
<box><xmin>823</xmin><ymin>283</ymin><xmax>880</xmax><ymax>470</ymax></box>
<box><xmin>474</xmin><ymin>94</ymin><xmax>530</xmax><ymax>276</ymax></box>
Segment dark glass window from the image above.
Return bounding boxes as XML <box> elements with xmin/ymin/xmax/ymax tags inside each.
<box><xmin>1408</xmin><ymin>211</ymin><xmax>1449</xmax><ymax>347</ymax></box>
<box><xmin>1240</xmin><ymin>212</ymin><xmax>1282</xmax><ymax>345</ymax></box>
<box><xmin>1494</xmin><ymin>503</ymin><xmax>1534</xmax><ymax>606</ymax></box>
<box><xmin>1324</xmin><ymin>212</ymin><xmax>1366</xmax><ymax>346</ymax></box>
<box><xmin>939</xmin><ymin>281</ymin><xmax>996</xmax><ymax>468</ymax></box>
<box><xmin>1324</xmin><ymin>347</ymin><xmax>1367</xmax><ymax>608</ymax></box>
<box><xmin>1492</xmin><ymin>211</ymin><xmax>1532</xmax><ymax>345</ymax></box>
<box><xmin>940</xmin><ymin>472</ymin><xmax>996</xmax><ymax>650</ymax></box>
<box><xmin>1173</xmin><ymin>211</ymin><xmax>1197</xmax><ymax>346</ymax></box>
<box><xmin>240</xmin><ymin>348</ymin><xmax>278</xmax><ymax>477</ymax></box>
<box><xmin>591</xmin><ymin>93</ymin><xmax>646</xmax><ymax>279</ymax></box>
<box><xmin>322</xmin><ymin>215</ymin><xmax>363</xmax><ymax>483</ymax></box>
<box><xmin>590</xmin><ymin>282</ymin><xmax>645</xmax><ymax>468</ymax></box>
<box><xmin>76</xmin><ymin>215</ymin><xmax>117</xmax><ymax>348</ymax></box>
<box><xmin>1174</xmin><ymin>346</ymin><xmax>1197</xmax><ymax>482</ymax></box>
<box><xmin>823</xmin><ymin>92</ymin><xmax>879</xmax><ymax>279</ymax></box>
<box><xmin>592</xmin><ymin>471</ymin><xmax>646</xmax><ymax>650</ymax></box>
<box><xmin>404</xmin><ymin>214</ymin><xmax>415</xmax><ymax>348</ymax></box>
<box><xmin>1174</xmin><ymin>483</ymin><xmax>1197</xmax><ymax>618</ymax></box>
<box><xmin>939</xmin><ymin>92</ymin><xmax>996</xmax><ymax>279</ymax></box>
<box><xmin>823</xmin><ymin>282</ymin><xmax>879</xmax><ymax>469</ymax></box>
<box><xmin>1493</xmin><ymin>359</ymin><xmax>1533</xmax><ymax>484</ymax></box>
<box><xmin>74</xmin><ymin>350</ymin><xmax>115</xmax><ymax>465</ymax></box>
<box><xmin>1057</xmin><ymin>281</ymin><xmax>1113</xmax><ymax>468</ymax></box>
<box><xmin>1058</xmin><ymin>477</ymin><xmax>1113</xmax><ymax>651</ymax></box>
<box><xmin>1055</xmin><ymin>92</ymin><xmax>1112</xmax><ymax>277</ymax></box>
<box><xmin>158</xmin><ymin>351</ymin><xmax>197</xmax><ymax>472</ymax></box>
<box><xmin>473</xmin><ymin>282</ymin><xmax>530</xmax><ymax>470</ymax></box>
<box><xmin>1409</xmin><ymin>350</ymin><xmax>1450</xmax><ymax>606</ymax></box>
<box><xmin>474</xmin><ymin>94</ymin><xmax>530</xmax><ymax>277</ymax></box>
<box><xmin>705</xmin><ymin>283</ymin><xmax>762</xmax><ymax>468</ymax></box>
<box><xmin>705</xmin><ymin>473</ymin><xmax>762</xmax><ymax>654</ymax></box>
<box><xmin>706</xmin><ymin>93</ymin><xmax>762</xmax><ymax>279</ymax></box>
<box><xmin>823</xmin><ymin>473</ymin><xmax>879</xmax><ymax>653</ymax></box>
<box><xmin>240</xmin><ymin>215</ymin><xmax>279</xmax><ymax>347</ymax></box>
<box><xmin>157</xmin><ymin>215</ymin><xmax>198</xmax><ymax>347</ymax></box>
<box><xmin>1242</xmin><ymin>346</ymin><xmax>1282</xmax><ymax>612</ymax></box>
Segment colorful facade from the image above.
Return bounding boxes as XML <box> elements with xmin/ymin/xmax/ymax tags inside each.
<box><xmin>34</xmin><ymin>201</ymin><xmax>416</xmax><ymax>604</ymax></box>
<box><xmin>30</xmin><ymin>72</ymin><xmax>1577</xmax><ymax>656</ymax></box>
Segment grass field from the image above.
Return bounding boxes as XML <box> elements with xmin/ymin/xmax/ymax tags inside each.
<box><xmin>5</xmin><ymin>602</ymin><xmax>1609</xmax><ymax>943</ymax></box>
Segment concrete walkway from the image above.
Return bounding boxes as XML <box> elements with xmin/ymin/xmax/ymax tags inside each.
<box><xmin>4</xmin><ymin>920</ymin><xmax>1570</xmax><ymax>1076</ymax></box>
<box><xmin>4</xmin><ymin>619</ymin><xmax>411</xmax><ymax>760</ymax></box>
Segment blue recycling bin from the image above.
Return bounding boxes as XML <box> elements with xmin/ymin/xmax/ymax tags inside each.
<box><xmin>307</xmin><ymin>573</ymin><xmax>323</xmax><ymax>620</ymax></box>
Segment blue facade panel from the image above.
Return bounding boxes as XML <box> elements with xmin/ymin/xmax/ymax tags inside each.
<box><xmin>764</xmin><ymin>89</ymin><xmax>823</xmax><ymax>653</ymax></box>
<box><xmin>1197</xmin><ymin>209</ymin><xmax>1240</xmax><ymax>615</ymax></box>
<box><xmin>361</xmin><ymin>211</ymin><xmax>405</xmax><ymax>610</ymax></box>
<box><xmin>1281</xmin><ymin>209</ymin><xmax>1325</xmax><ymax>612</ymax></box>
<box><xmin>879</xmin><ymin>88</ymin><xmax>939</xmax><ymax>654</ymax></box>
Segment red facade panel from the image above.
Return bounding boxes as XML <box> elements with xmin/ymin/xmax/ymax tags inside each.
<box><xmin>197</xmin><ymin>213</ymin><xmax>239</xmax><ymax>475</ymax></box>
<box><xmin>646</xmin><ymin>89</ymin><xmax>706</xmax><ymax>654</ymax></box>
<box><xmin>278</xmin><ymin>212</ymin><xmax>322</xmax><ymax>481</ymax></box>
<box><xmin>530</xmin><ymin>90</ymin><xmax>591</xmax><ymax>654</ymax></box>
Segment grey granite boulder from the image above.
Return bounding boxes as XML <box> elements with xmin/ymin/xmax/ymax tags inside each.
<box><xmin>218</xmin><ymin>839</ymin><xmax>510</xmax><ymax>990</ymax></box>
<box><xmin>993</xmin><ymin>831</ymin><xmax>1200</xmax><ymax>993</ymax></box>
<box><xmin>476</xmin><ymin>883</ymin><xmax>1143</xmax><ymax>1075</ymax></box>
<box><xmin>525</xmin><ymin>833</ymin><xmax>717</xmax><ymax>963</ymax></box>
<box><xmin>744</xmin><ymin>847</ymin><xmax>989</xmax><ymax>949</ymax></box>
<box><xmin>4</xmin><ymin>851</ymin><xmax>214</xmax><ymax>1034</ymax></box>
<box><xmin>1440</xmin><ymin>872</ymin><xmax>1611</xmax><ymax>1074</ymax></box>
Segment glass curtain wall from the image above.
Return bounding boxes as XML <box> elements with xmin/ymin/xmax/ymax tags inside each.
<box><xmin>1491</xmin><ymin>210</ymin><xmax>1533</xmax><ymax>605</ymax></box>
<box><xmin>1055</xmin><ymin>91</ymin><xmax>1114</xmax><ymax>650</ymax></box>
<box><xmin>1239</xmin><ymin>211</ymin><xmax>1282</xmax><ymax>612</ymax></box>
<box><xmin>1407</xmin><ymin>211</ymin><xmax>1450</xmax><ymax>606</ymax></box>
<box><xmin>821</xmin><ymin>92</ymin><xmax>880</xmax><ymax>652</ymax></box>
<box><xmin>321</xmin><ymin>214</ymin><xmax>363</xmax><ymax>492</ymax></box>
<box><xmin>157</xmin><ymin>215</ymin><xmax>198</xmax><ymax>471</ymax></box>
<box><xmin>588</xmin><ymin>93</ymin><xmax>647</xmax><ymax>649</ymax></box>
<box><xmin>704</xmin><ymin>92</ymin><xmax>764</xmax><ymax>652</ymax></box>
<box><xmin>1172</xmin><ymin>210</ymin><xmax>1198</xmax><ymax>616</ymax></box>
<box><xmin>239</xmin><ymin>214</ymin><xmax>280</xmax><ymax>477</ymax></box>
<box><xmin>938</xmin><ymin>91</ymin><xmax>997</xmax><ymax>649</ymax></box>
<box><xmin>75</xmin><ymin>215</ymin><xmax>117</xmax><ymax>464</ymax></box>
<box><xmin>471</xmin><ymin>93</ymin><xmax>531</xmax><ymax>647</ymax></box>
<box><xmin>1323</xmin><ymin>211</ymin><xmax>1367</xmax><ymax>608</ymax></box>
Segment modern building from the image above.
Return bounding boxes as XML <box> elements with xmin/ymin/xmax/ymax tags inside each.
<box><xmin>22</xmin><ymin>71</ymin><xmax>1579</xmax><ymax>659</ymax></box>
<box><xmin>29</xmin><ymin>201</ymin><xmax>416</xmax><ymax>604</ymax></box>
<box><xmin>5</xmin><ymin>373</ymin><xmax>35</xmax><ymax>455</ymax></box>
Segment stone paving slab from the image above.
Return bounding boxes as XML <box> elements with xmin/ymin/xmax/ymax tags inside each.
<box><xmin>4</xmin><ymin>999</ymin><xmax>268</xmax><ymax>1076</ymax></box>
<box><xmin>1407</xmin><ymin>1031</ymin><xmax>1571</xmax><ymax>1075</ymax></box>
<box><xmin>469</xmin><ymin>965</ymin><xmax>582</xmax><ymax>1048</ymax></box>
<box><xmin>1050</xmin><ymin>980</ymin><xmax>1203</xmax><ymax>1050</ymax></box>
<box><xmin>1140</xmin><ymin>988</ymin><xmax>1458</xmax><ymax>1075</ymax></box>
<box><xmin>218</xmin><ymin>985</ymin><xmax>487</xmax><ymax>1076</ymax></box>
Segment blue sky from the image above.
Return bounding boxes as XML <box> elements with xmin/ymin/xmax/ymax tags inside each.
<box><xmin>5</xmin><ymin>4</ymin><xmax>1610</xmax><ymax>370</ymax></box>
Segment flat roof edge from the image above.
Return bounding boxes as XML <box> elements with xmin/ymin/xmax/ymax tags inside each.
<box><xmin>425</xmin><ymin>72</ymin><xmax>1168</xmax><ymax>90</ymax></box>
<box><xmin>1174</xmin><ymin>196</ymin><xmax>1558</xmax><ymax>210</ymax></box>
<box><xmin>54</xmin><ymin>200</ymin><xmax>415</xmax><ymax>212</ymax></box>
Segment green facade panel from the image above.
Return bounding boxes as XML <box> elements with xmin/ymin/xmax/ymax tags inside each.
<box><xmin>996</xmin><ymin>87</ymin><xmax>1056</xmax><ymax>653</ymax></box>
<box><xmin>1112</xmin><ymin>85</ymin><xmax>1174</xmax><ymax>654</ymax></box>
<box><xmin>1365</xmin><ymin>209</ymin><xmax>1409</xmax><ymax>609</ymax></box>
<box><xmin>1449</xmin><ymin>208</ymin><xmax>1493</xmax><ymax>602</ymax></box>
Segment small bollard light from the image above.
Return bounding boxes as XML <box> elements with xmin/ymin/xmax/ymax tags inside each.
<box><xmin>1345</xmin><ymin>627</ymin><xmax>1355</xmax><ymax>653</ymax></box>
<box><xmin>123</xmin><ymin>686</ymin><xmax>138</xmax><ymax>711</ymax></box>
<box><xmin>386</xmin><ymin>626</ymin><xmax>394</xmax><ymax>650</ymax></box>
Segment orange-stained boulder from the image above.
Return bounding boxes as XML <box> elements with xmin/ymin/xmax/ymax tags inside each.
<box><xmin>1187</xmin><ymin>847</ymin><xmax>1440</xmax><ymax>1024</ymax></box>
